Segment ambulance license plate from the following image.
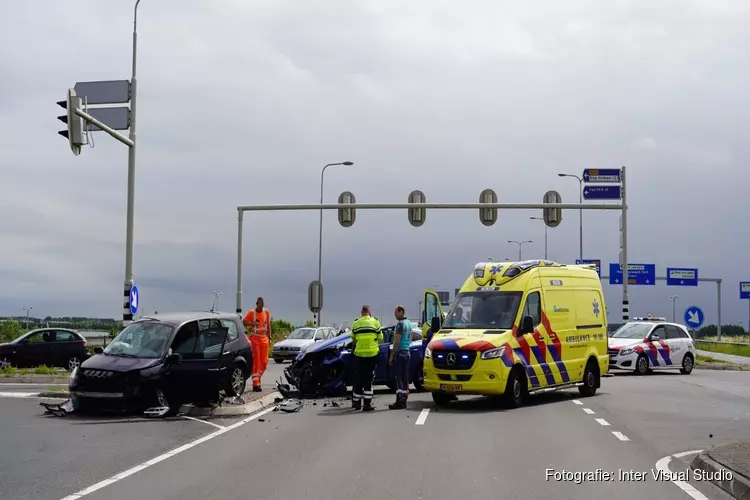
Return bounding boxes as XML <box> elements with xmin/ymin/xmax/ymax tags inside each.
<box><xmin>440</xmin><ymin>384</ymin><xmax>462</xmax><ymax>392</ymax></box>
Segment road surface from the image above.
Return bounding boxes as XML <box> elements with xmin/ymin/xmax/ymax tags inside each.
<box><xmin>1</xmin><ymin>365</ymin><xmax>746</xmax><ymax>500</ymax></box>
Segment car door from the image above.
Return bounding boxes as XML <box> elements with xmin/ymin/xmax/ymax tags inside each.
<box><xmin>374</xmin><ymin>327</ymin><xmax>392</xmax><ymax>382</ymax></box>
<box><xmin>51</xmin><ymin>330</ymin><xmax>82</xmax><ymax>368</ymax></box>
<box><xmin>422</xmin><ymin>289</ymin><xmax>443</xmax><ymax>341</ymax></box>
<box><xmin>664</xmin><ymin>325</ymin><xmax>687</xmax><ymax>367</ymax></box>
<box><xmin>18</xmin><ymin>331</ymin><xmax>52</xmax><ymax>367</ymax></box>
<box><xmin>169</xmin><ymin>320</ymin><xmax>229</xmax><ymax>402</ymax></box>
<box><xmin>645</xmin><ymin>325</ymin><xmax>668</xmax><ymax>369</ymax></box>
<box><xmin>517</xmin><ymin>290</ymin><xmax>552</xmax><ymax>387</ymax></box>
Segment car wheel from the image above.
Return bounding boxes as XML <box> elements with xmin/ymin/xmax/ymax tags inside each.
<box><xmin>578</xmin><ymin>359</ymin><xmax>599</xmax><ymax>397</ymax></box>
<box><xmin>432</xmin><ymin>392</ymin><xmax>454</xmax><ymax>407</ymax></box>
<box><xmin>504</xmin><ymin>366</ymin><xmax>527</xmax><ymax>408</ymax></box>
<box><xmin>0</xmin><ymin>357</ymin><xmax>13</xmax><ymax>370</ymax></box>
<box><xmin>225</xmin><ymin>364</ymin><xmax>247</xmax><ymax>397</ymax></box>
<box><xmin>153</xmin><ymin>387</ymin><xmax>180</xmax><ymax>417</ymax></box>
<box><xmin>274</xmin><ymin>358</ymin><xmax>284</xmax><ymax>364</ymax></box>
<box><xmin>413</xmin><ymin>362</ymin><xmax>425</xmax><ymax>393</ymax></box>
<box><xmin>680</xmin><ymin>353</ymin><xmax>694</xmax><ymax>375</ymax></box>
<box><xmin>68</xmin><ymin>357</ymin><xmax>82</xmax><ymax>371</ymax></box>
<box><xmin>635</xmin><ymin>354</ymin><xmax>649</xmax><ymax>375</ymax></box>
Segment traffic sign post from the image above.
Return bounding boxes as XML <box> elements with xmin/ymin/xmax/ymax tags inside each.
<box><xmin>608</xmin><ymin>263</ymin><xmax>656</xmax><ymax>285</ymax></box>
<box><xmin>741</xmin><ymin>282</ymin><xmax>750</xmax><ymax>334</ymax></box>
<box><xmin>666</xmin><ymin>268</ymin><xmax>699</xmax><ymax>287</ymax></box>
<box><xmin>684</xmin><ymin>305</ymin><xmax>705</xmax><ymax>330</ymax></box>
<box><xmin>129</xmin><ymin>285</ymin><xmax>140</xmax><ymax>316</ymax></box>
<box><xmin>583</xmin><ymin>185</ymin><xmax>622</xmax><ymax>200</ymax></box>
<box><xmin>583</xmin><ymin>169</ymin><xmax>622</xmax><ymax>183</ymax></box>
<box><xmin>576</xmin><ymin>259</ymin><xmax>601</xmax><ymax>277</ymax></box>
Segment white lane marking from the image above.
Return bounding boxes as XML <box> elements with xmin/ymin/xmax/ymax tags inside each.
<box><xmin>415</xmin><ymin>409</ymin><xmax>430</xmax><ymax>425</ymax></box>
<box><xmin>655</xmin><ymin>451</ymin><xmax>709</xmax><ymax>500</ymax></box>
<box><xmin>594</xmin><ymin>418</ymin><xmax>610</xmax><ymax>426</ymax></box>
<box><xmin>582</xmin><ymin>408</ymin><xmax>595</xmax><ymax>414</ymax></box>
<box><xmin>572</xmin><ymin>399</ymin><xmax>583</xmax><ymax>405</ymax></box>
<box><xmin>0</xmin><ymin>391</ymin><xmax>38</xmax><ymax>398</ymax></box>
<box><xmin>181</xmin><ymin>415</ymin><xmax>226</xmax><ymax>430</ymax></box>
<box><xmin>612</xmin><ymin>431</ymin><xmax>630</xmax><ymax>441</ymax></box>
<box><xmin>58</xmin><ymin>406</ymin><xmax>275</xmax><ymax>500</ymax></box>
<box><xmin>0</xmin><ymin>383</ymin><xmax>67</xmax><ymax>386</ymax></box>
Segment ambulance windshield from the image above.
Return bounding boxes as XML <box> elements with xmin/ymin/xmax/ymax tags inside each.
<box><xmin>442</xmin><ymin>291</ymin><xmax>523</xmax><ymax>330</ymax></box>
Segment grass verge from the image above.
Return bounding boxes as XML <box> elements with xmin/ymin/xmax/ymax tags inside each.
<box><xmin>697</xmin><ymin>341</ymin><xmax>750</xmax><ymax>358</ymax></box>
<box><xmin>1</xmin><ymin>365</ymin><xmax>69</xmax><ymax>376</ymax></box>
<box><xmin>697</xmin><ymin>354</ymin><xmax>726</xmax><ymax>364</ymax></box>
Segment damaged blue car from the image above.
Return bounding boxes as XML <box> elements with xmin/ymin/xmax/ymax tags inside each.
<box><xmin>283</xmin><ymin>325</ymin><xmax>426</xmax><ymax>397</ymax></box>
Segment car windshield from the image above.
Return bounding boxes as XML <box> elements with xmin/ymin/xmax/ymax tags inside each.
<box><xmin>611</xmin><ymin>323</ymin><xmax>652</xmax><ymax>339</ymax></box>
<box><xmin>287</xmin><ymin>328</ymin><xmax>316</xmax><ymax>340</ymax></box>
<box><xmin>103</xmin><ymin>321</ymin><xmax>174</xmax><ymax>358</ymax></box>
<box><xmin>442</xmin><ymin>291</ymin><xmax>523</xmax><ymax>330</ymax></box>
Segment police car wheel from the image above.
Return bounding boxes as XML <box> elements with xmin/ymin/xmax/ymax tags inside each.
<box><xmin>680</xmin><ymin>353</ymin><xmax>694</xmax><ymax>375</ymax></box>
<box><xmin>635</xmin><ymin>354</ymin><xmax>649</xmax><ymax>375</ymax></box>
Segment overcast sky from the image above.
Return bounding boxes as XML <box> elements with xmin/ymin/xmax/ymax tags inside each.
<box><xmin>1</xmin><ymin>0</ymin><xmax>749</xmax><ymax>329</ymax></box>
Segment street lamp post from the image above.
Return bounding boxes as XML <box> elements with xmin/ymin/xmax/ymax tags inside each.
<box><xmin>529</xmin><ymin>217</ymin><xmax>548</xmax><ymax>260</ymax></box>
<box><xmin>670</xmin><ymin>295</ymin><xmax>678</xmax><ymax>322</ymax></box>
<box><xmin>212</xmin><ymin>291</ymin><xmax>222</xmax><ymax>312</ymax></box>
<box><xmin>558</xmin><ymin>173</ymin><xmax>584</xmax><ymax>262</ymax></box>
<box><xmin>123</xmin><ymin>0</ymin><xmax>143</xmax><ymax>325</ymax></box>
<box><xmin>317</xmin><ymin>161</ymin><xmax>354</xmax><ymax>326</ymax></box>
<box><xmin>507</xmin><ymin>240</ymin><xmax>532</xmax><ymax>261</ymax></box>
<box><xmin>23</xmin><ymin>306</ymin><xmax>32</xmax><ymax>330</ymax></box>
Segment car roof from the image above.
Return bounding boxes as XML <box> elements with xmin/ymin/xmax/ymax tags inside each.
<box><xmin>137</xmin><ymin>311</ymin><xmax>240</xmax><ymax>326</ymax></box>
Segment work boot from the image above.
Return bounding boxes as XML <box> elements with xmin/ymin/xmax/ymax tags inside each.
<box><xmin>253</xmin><ymin>386</ymin><xmax>262</xmax><ymax>392</ymax></box>
<box><xmin>362</xmin><ymin>400</ymin><xmax>374</xmax><ymax>412</ymax></box>
<box><xmin>352</xmin><ymin>400</ymin><xmax>361</xmax><ymax>410</ymax></box>
<box><xmin>388</xmin><ymin>401</ymin><xmax>405</xmax><ymax>410</ymax></box>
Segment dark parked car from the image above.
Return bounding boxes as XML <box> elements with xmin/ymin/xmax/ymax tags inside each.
<box><xmin>284</xmin><ymin>325</ymin><xmax>426</xmax><ymax>397</ymax></box>
<box><xmin>69</xmin><ymin>312</ymin><xmax>252</xmax><ymax>416</ymax></box>
<box><xmin>0</xmin><ymin>328</ymin><xmax>89</xmax><ymax>370</ymax></box>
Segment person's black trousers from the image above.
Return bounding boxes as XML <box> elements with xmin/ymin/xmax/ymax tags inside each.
<box><xmin>352</xmin><ymin>354</ymin><xmax>378</xmax><ymax>406</ymax></box>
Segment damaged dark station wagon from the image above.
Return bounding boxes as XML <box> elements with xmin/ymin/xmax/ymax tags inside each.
<box><xmin>69</xmin><ymin>312</ymin><xmax>252</xmax><ymax>416</ymax></box>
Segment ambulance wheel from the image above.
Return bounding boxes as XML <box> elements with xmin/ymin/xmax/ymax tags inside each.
<box><xmin>680</xmin><ymin>353</ymin><xmax>694</xmax><ymax>375</ymax></box>
<box><xmin>432</xmin><ymin>392</ymin><xmax>455</xmax><ymax>407</ymax></box>
<box><xmin>413</xmin><ymin>363</ymin><xmax>425</xmax><ymax>393</ymax></box>
<box><xmin>578</xmin><ymin>359</ymin><xmax>599</xmax><ymax>397</ymax></box>
<box><xmin>634</xmin><ymin>354</ymin><xmax>649</xmax><ymax>375</ymax></box>
<box><xmin>503</xmin><ymin>366</ymin><xmax>527</xmax><ymax>408</ymax></box>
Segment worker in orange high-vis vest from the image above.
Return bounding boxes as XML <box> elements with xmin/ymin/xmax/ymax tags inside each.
<box><xmin>243</xmin><ymin>296</ymin><xmax>272</xmax><ymax>392</ymax></box>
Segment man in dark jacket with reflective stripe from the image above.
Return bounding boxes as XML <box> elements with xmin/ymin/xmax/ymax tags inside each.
<box><xmin>350</xmin><ymin>305</ymin><xmax>383</xmax><ymax>411</ymax></box>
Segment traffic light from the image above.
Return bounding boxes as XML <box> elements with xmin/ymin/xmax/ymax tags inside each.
<box><xmin>407</xmin><ymin>189</ymin><xmax>426</xmax><ymax>227</ymax></box>
<box><xmin>337</xmin><ymin>191</ymin><xmax>356</xmax><ymax>227</ymax></box>
<box><xmin>57</xmin><ymin>89</ymin><xmax>84</xmax><ymax>156</ymax></box>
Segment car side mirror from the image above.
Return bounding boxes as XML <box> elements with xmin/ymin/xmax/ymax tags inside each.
<box><xmin>519</xmin><ymin>316</ymin><xmax>535</xmax><ymax>335</ymax></box>
<box><xmin>650</xmin><ymin>334</ymin><xmax>660</xmax><ymax>341</ymax></box>
<box><xmin>430</xmin><ymin>316</ymin><xmax>441</xmax><ymax>336</ymax></box>
<box><xmin>166</xmin><ymin>352</ymin><xmax>181</xmax><ymax>364</ymax></box>
<box><xmin>93</xmin><ymin>346</ymin><xmax>104</xmax><ymax>355</ymax></box>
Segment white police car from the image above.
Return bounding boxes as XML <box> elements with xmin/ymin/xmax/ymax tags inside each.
<box><xmin>608</xmin><ymin>317</ymin><xmax>695</xmax><ymax>375</ymax></box>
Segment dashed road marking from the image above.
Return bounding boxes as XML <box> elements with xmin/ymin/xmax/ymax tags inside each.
<box><xmin>182</xmin><ymin>415</ymin><xmax>226</xmax><ymax>430</ymax></box>
<box><xmin>572</xmin><ymin>399</ymin><xmax>583</xmax><ymax>405</ymax></box>
<box><xmin>655</xmin><ymin>450</ymin><xmax>709</xmax><ymax>500</ymax></box>
<box><xmin>0</xmin><ymin>391</ymin><xmax>39</xmax><ymax>398</ymax></box>
<box><xmin>582</xmin><ymin>408</ymin><xmax>595</xmax><ymax>414</ymax></box>
<box><xmin>58</xmin><ymin>405</ymin><xmax>276</xmax><ymax>500</ymax></box>
<box><xmin>612</xmin><ymin>431</ymin><xmax>630</xmax><ymax>441</ymax></box>
<box><xmin>595</xmin><ymin>418</ymin><xmax>610</xmax><ymax>426</ymax></box>
<box><xmin>415</xmin><ymin>408</ymin><xmax>430</xmax><ymax>425</ymax></box>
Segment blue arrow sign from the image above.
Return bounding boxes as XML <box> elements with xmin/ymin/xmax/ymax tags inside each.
<box><xmin>129</xmin><ymin>285</ymin><xmax>140</xmax><ymax>316</ymax></box>
<box><xmin>666</xmin><ymin>267</ymin><xmax>699</xmax><ymax>287</ymax></box>
<box><xmin>741</xmin><ymin>282</ymin><xmax>750</xmax><ymax>300</ymax></box>
<box><xmin>583</xmin><ymin>185</ymin><xmax>621</xmax><ymax>200</ymax></box>
<box><xmin>576</xmin><ymin>259</ymin><xmax>601</xmax><ymax>277</ymax></box>
<box><xmin>684</xmin><ymin>305</ymin><xmax>705</xmax><ymax>329</ymax></box>
<box><xmin>608</xmin><ymin>263</ymin><xmax>656</xmax><ymax>286</ymax></box>
<box><xmin>583</xmin><ymin>168</ymin><xmax>622</xmax><ymax>183</ymax></box>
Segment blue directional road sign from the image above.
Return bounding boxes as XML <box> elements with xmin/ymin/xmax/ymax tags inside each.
<box><xmin>741</xmin><ymin>282</ymin><xmax>750</xmax><ymax>300</ymax></box>
<box><xmin>576</xmin><ymin>259</ymin><xmax>601</xmax><ymax>277</ymax></box>
<box><xmin>582</xmin><ymin>168</ymin><xmax>621</xmax><ymax>183</ymax></box>
<box><xmin>583</xmin><ymin>185</ymin><xmax>621</xmax><ymax>200</ymax></box>
<box><xmin>666</xmin><ymin>267</ymin><xmax>699</xmax><ymax>287</ymax></box>
<box><xmin>684</xmin><ymin>305</ymin><xmax>705</xmax><ymax>329</ymax></box>
<box><xmin>608</xmin><ymin>263</ymin><xmax>656</xmax><ymax>286</ymax></box>
<box><xmin>129</xmin><ymin>285</ymin><xmax>140</xmax><ymax>316</ymax></box>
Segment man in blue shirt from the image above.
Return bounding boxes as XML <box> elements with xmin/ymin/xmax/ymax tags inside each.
<box><xmin>388</xmin><ymin>305</ymin><xmax>412</xmax><ymax>410</ymax></box>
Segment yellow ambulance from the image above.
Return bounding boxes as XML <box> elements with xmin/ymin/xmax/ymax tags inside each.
<box><xmin>421</xmin><ymin>259</ymin><xmax>609</xmax><ymax>407</ymax></box>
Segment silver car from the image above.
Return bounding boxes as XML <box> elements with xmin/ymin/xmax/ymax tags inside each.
<box><xmin>272</xmin><ymin>326</ymin><xmax>338</xmax><ymax>363</ymax></box>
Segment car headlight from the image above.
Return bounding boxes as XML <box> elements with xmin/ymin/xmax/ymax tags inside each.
<box><xmin>424</xmin><ymin>346</ymin><xmax>432</xmax><ymax>358</ymax></box>
<box><xmin>480</xmin><ymin>346</ymin><xmax>506</xmax><ymax>360</ymax></box>
<box><xmin>69</xmin><ymin>367</ymin><xmax>79</xmax><ymax>383</ymax></box>
<box><xmin>619</xmin><ymin>348</ymin><xmax>634</xmax><ymax>356</ymax></box>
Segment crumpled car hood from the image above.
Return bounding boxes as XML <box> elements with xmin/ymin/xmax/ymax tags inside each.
<box><xmin>81</xmin><ymin>354</ymin><xmax>162</xmax><ymax>372</ymax></box>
